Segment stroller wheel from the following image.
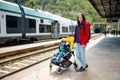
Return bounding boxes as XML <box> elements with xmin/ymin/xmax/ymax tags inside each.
<box><xmin>73</xmin><ymin>62</ymin><xmax>78</xmax><ymax>71</ymax></box>
<box><xmin>49</xmin><ymin>62</ymin><xmax>52</xmax><ymax>72</ymax></box>
<box><xmin>56</xmin><ymin>68</ymin><xmax>62</xmax><ymax>74</ymax></box>
<box><xmin>49</xmin><ymin>62</ymin><xmax>52</xmax><ymax>68</ymax></box>
<box><xmin>73</xmin><ymin>62</ymin><xmax>78</xmax><ymax>68</ymax></box>
<box><xmin>49</xmin><ymin>64</ymin><xmax>52</xmax><ymax>68</ymax></box>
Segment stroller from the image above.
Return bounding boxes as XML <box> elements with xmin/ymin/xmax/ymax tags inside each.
<box><xmin>49</xmin><ymin>44</ymin><xmax>78</xmax><ymax>74</ymax></box>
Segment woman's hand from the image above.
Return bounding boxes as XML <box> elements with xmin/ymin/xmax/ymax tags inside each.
<box><xmin>81</xmin><ymin>45</ymin><xmax>85</xmax><ymax>47</ymax></box>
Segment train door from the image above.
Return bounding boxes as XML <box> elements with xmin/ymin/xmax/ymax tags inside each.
<box><xmin>51</xmin><ymin>21</ymin><xmax>59</xmax><ymax>38</ymax></box>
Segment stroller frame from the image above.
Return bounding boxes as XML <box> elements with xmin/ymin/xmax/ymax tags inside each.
<box><xmin>49</xmin><ymin>51</ymin><xmax>78</xmax><ymax>74</ymax></box>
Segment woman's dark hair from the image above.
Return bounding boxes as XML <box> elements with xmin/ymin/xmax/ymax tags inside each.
<box><xmin>77</xmin><ymin>13</ymin><xmax>86</xmax><ymax>26</ymax></box>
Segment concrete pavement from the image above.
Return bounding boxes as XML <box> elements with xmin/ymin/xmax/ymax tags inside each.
<box><xmin>2</xmin><ymin>35</ymin><xmax>120</xmax><ymax>80</ymax></box>
<box><xmin>86</xmin><ymin>36</ymin><xmax>120</xmax><ymax>80</ymax></box>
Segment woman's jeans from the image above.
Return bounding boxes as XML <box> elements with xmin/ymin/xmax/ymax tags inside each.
<box><xmin>75</xmin><ymin>43</ymin><xmax>87</xmax><ymax>68</ymax></box>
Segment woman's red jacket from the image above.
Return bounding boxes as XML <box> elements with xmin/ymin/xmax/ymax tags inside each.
<box><xmin>74</xmin><ymin>21</ymin><xmax>91</xmax><ymax>45</ymax></box>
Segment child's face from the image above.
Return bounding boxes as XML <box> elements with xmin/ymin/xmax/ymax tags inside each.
<box><xmin>61</xmin><ymin>41</ymin><xmax>66</xmax><ymax>44</ymax></box>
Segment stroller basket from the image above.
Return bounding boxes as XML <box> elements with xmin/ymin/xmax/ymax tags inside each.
<box><xmin>51</xmin><ymin>52</ymin><xmax>72</xmax><ymax>67</ymax></box>
<box><xmin>51</xmin><ymin>58</ymin><xmax>72</xmax><ymax>68</ymax></box>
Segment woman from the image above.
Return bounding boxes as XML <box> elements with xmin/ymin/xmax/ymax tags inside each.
<box><xmin>74</xmin><ymin>13</ymin><xmax>90</xmax><ymax>72</ymax></box>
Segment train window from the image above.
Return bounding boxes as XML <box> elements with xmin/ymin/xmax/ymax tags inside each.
<box><xmin>39</xmin><ymin>25</ymin><xmax>44</xmax><ymax>33</ymax></box>
<box><xmin>39</xmin><ymin>24</ymin><xmax>51</xmax><ymax>33</ymax></box>
<box><xmin>62</xmin><ymin>27</ymin><xmax>68</xmax><ymax>32</ymax></box>
<box><xmin>69</xmin><ymin>26</ymin><xmax>72</xmax><ymax>32</ymax></box>
<box><xmin>2</xmin><ymin>15</ymin><xmax>4</xmax><ymax>19</ymax></box>
<box><xmin>57</xmin><ymin>23</ymin><xmax>60</xmax><ymax>33</ymax></box>
<box><xmin>6</xmin><ymin>15</ymin><xmax>17</xmax><ymax>28</ymax></box>
<box><xmin>47</xmin><ymin>25</ymin><xmax>51</xmax><ymax>32</ymax></box>
<box><xmin>40</xmin><ymin>19</ymin><xmax>44</xmax><ymax>23</ymax></box>
<box><xmin>29</xmin><ymin>19</ymin><xmax>36</xmax><ymax>29</ymax></box>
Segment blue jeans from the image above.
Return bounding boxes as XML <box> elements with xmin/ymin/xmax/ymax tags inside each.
<box><xmin>75</xmin><ymin>43</ymin><xmax>87</xmax><ymax>68</ymax></box>
<box><xmin>55</xmin><ymin>52</ymin><xmax>64</xmax><ymax>60</ymax></box>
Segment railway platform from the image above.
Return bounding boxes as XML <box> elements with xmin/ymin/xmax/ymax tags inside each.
<box><xmin>0</xmin><ymin>34</ymin><xmax>101</xmax><ymax>58</ymax></box>
<box><xmin>1</xmin><ymin>34</ymin><xmax>120</xmax><ymax>80</ymax></box>
<box><xmin>0</xmin><ymin>40</ymin><xmax>60</xmax><ymax>58</ymax></box>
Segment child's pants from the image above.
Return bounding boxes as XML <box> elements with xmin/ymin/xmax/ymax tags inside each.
<box><xmin>55</xmin><ymin>52</ymin><xmax>65</xmax><ymax>61</ymax></box>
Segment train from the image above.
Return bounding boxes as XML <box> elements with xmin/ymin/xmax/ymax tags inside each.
<box><xmin>0</xmin><ymin>0</ymin><xmax>77</xmax><ymax>46</ymax></box>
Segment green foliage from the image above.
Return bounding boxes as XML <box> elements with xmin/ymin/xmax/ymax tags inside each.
<box><xmin>25</xmin><ymin>0</ymin><xmax>36</xmax><ymax>8</ymax></box>
<box><xmin>45</xmin><ymin>0</ymin><xmax>104</xmax><ymax>22</ymax></box>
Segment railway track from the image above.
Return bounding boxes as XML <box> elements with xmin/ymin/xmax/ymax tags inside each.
<box><xmin>0</xmin><ymin>45</ymin><xmax>58</xmax><ymax>79</ymax></box>
<box><xmin>0</xmin><ymin>33</ymin><xmax>103</xmax><ymax>79</ymax></box>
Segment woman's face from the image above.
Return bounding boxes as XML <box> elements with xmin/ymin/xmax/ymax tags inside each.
<box><xmin>78</xmin><ymin>14</ymin><xmax>83</xmax><ymax>23</ymax></box>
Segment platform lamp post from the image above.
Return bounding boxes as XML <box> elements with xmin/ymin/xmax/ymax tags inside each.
<box><xmin>14</xmin><ymin>0</ymin><xmax>26</xmax><ymax>39</ymax></box>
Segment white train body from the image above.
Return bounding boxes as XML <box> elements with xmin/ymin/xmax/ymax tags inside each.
<box><xmin>0</xmin><ymin>0</ymin><xmax>76</xmax><ymax>45</ymax></box>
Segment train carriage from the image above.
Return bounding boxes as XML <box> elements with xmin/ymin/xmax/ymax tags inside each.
<box><xmin>0</xmin><ymin>0</ymin><xmax>76</xmax><ymax>46</ymax></box>
<box><xmin>44</xmin><ymin>11</ymin><xmax>76</xmax><ymax>38</ymax></box>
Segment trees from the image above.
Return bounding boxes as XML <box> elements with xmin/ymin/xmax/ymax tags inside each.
<box><xmin>25</xmin><ymin>0</ymin><xmax>40</xmax><ymax>9</ymax></box>
<box><xmin>44</xmin><ymin>0</ymin><xmax>104</xmax><ymax>22</ymax></box>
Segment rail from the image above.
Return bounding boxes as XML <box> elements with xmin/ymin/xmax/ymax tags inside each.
<box><xmin>0</xmin><ymin>44</ymin><xmax>58</xmax><ymax>79</ymax></box>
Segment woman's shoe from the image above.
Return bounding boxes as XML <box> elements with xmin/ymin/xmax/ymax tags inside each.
<box><xmin>78</xmin><ymin>66</ymin><xmax>85</xmax><ymax>72</ymax></box>
<box><xmin>85</xmin><ymin>64</ymin><xmax>88</xmax><ymax>69</ymax></box>
<box><xmin>77</xmin><ymin>64</ymin><xmax>88</xmax><ymax>72</ymax></box>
